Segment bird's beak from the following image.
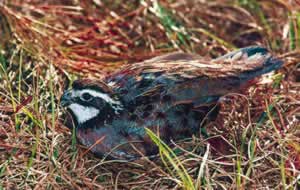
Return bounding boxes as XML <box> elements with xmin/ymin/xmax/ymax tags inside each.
<box><xmin>60</xmin><ymin>90</ymin><xmax>73</xmax><ymax>107</ymax></box>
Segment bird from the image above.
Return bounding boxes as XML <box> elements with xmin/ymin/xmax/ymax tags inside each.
<box><xmin>60</xmin><ymin>46</ymin><xmax>284</xmax><ymax>160</ymax></box>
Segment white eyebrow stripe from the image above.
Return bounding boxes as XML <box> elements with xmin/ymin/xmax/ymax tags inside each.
<box><xmin>73</xmin><ymin>89</ymin><xmax>121</xmax><ymax>105</ymax></box>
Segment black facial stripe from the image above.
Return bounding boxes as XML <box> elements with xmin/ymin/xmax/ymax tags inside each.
<box><xmin>73</xmin><ymin>95</ymin><xmax>122</xmax><ymax>114</ymax></box>
<box><xmin>74</xmin><ymin>97</ymin><xmax>104</xmax><ymax>108</ymax></box>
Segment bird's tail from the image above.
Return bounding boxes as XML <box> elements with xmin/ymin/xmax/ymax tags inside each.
<box><xmin>214</xmin><ymin>46</ymin><xmax>284</xmax><ymax>81</ymax></box>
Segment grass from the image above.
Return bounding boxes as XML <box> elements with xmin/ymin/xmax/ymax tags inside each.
<box><xmin>148</xmin><ymin>0</ymin><xmax>191</xmax><ymax>50</ymax></box>
<box><xmin>0</xmin><ymin>0</ymin><xmax>299</xmax><ymax>189</ymax></box>
<box><xmin>146</xmin><ymin>128</ymin><xmax>195</xmax><ymax>190</ymax></box>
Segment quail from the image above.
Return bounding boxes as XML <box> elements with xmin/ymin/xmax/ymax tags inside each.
<box><xmin>60</xmin><ymin>46</ymin><xmax>284</xmax><ymax>160</ymax></box>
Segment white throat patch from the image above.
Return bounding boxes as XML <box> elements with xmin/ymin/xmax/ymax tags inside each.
<box><xmin>68</xmin><ymin>103</ymin><xmax>99</xmax><ymax>124</ymax></box>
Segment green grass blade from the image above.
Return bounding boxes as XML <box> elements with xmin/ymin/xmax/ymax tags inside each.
<box><xmin>289</xmin><ymin>17</ymin><xmax>296</xmax><ymax>50</ymax></box>
<box><xmin>297</xmin><ymin>13</ymin><xmax>300</xmax><ymax>48</ymax></box>
<box><xmin>145</xmin><ymin>128</ymin><xmax>195</xmax><ymax>190</ymax></box>
<box><xmin>18</xmin><ymin>49</ymin><xmax>23</xmax><ymax>102</ymax></box>
<box><xmin>265</xmin><ymin>101</ymin><xmax>286</xmax><ymax>189</ymax></box>
<box><xmin>191</xmin><ymin>28</ymin><xmax>236</xmax><ymax>50</ymax></box>
<box><xmin>149</xmin><ymin>0</ymin><xmax>190</xmax><ymax>49</ymax></box>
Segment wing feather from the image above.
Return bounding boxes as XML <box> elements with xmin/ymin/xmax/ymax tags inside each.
<box><xmin>105</xmin><ymin>47</ymin><xmax>283</xmax><ymax>108</ymax></box>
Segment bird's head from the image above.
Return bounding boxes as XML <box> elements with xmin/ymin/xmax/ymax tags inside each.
<box><xmin>60</xmin><ymin>79</ymin><xmax>123</xmax><ymax>126</ymax></box>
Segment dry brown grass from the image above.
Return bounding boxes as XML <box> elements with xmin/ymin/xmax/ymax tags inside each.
<box><xmin>0</xmin><ymin>0</ymin><xmax>299</xmax><ymax>189</ymax></box>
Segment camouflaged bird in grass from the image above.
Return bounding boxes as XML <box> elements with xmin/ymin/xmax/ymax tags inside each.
<box><xmin>60</xmin><ymin>46</ymin><xmax>284</xmax><ymax>160</ymax></box>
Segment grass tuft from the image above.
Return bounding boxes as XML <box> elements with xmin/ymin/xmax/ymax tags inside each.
<box><xmin>146</xmin><ymin>128</ymin><xmax>195</xmax><ymax>190</ymax></box>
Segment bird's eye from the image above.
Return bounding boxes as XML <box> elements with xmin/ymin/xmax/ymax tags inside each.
<box><xmin>81</xmin><ymin>92</ymin><xmax>93</xmax><ymax>101</ymax></box>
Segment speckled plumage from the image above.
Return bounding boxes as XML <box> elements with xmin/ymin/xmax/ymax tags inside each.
<box><xmin>60</xmin><ymin>46</ymin><xmax>284</xmax><ymax>160</ymax></box>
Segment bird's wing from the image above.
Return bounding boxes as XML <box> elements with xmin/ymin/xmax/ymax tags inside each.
<box><xmin>105</xmin><ymin>46</ymin><xmax>283</xmax><ymax>108</ymax></box>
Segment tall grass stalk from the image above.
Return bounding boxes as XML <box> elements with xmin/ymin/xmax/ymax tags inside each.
<box><xmin>265</xmin><ymin>101</ymin><xmax>286</xmax><ymax>189</ymax></box>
